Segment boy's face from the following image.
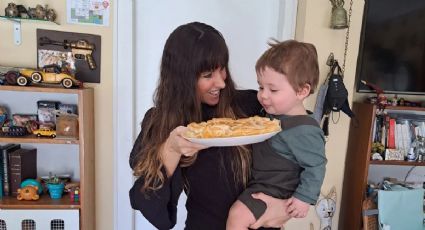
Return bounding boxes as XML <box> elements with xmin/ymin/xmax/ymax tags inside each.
<box><xmin>257</xmin><ymin>66</ymin><xmax>306</xmax><ymax>116</ymax></box>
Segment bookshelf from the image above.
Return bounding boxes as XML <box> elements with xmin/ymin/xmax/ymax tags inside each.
<box><xmin>339</xmin><ymin>102</ymin><xmax>425</xmax><ymax>230</ymax></box>
<box><xmin>370</xmin><ymin>160</ymin><xmax>425</xmax><ymax>166</ymax></box>
<box><xmin>0</xmin><ymin>85</ymin><xmax>94</xmax><ymax>230</ymax></box>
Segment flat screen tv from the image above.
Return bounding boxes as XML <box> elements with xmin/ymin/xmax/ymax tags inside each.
<box><xmin>356</xmin><ymin>0</ymin><xmax>425</xmax><ymax>95</ymax></box>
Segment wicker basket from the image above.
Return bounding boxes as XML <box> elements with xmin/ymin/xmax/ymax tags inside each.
<box><xmin>362</xmin><ymin>197</ymin><xmax>378</xmax><ymax>230</ymax></box>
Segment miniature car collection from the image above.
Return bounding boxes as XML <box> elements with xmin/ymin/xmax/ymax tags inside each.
<box><xmin>5</xmin><ymin>64</ymin><xmax>81</xmax><ymax>88</ymax></box>
<box><xmin>0</xmin><ymin>103</ymin><xmax>77</xmax><ymax>139</ymax></box>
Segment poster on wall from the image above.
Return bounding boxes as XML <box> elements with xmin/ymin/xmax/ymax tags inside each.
<box><xmin>66</xmin><ymin>0</ymin><xmax>110</xmax><ymax>26</ymax></box>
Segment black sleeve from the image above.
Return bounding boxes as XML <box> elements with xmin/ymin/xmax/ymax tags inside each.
<box><xmin>128</xmin><ymin>108</ymin><xmax>184</xmax><ymax>230</ymax></box>
<box><xmin>129</xmin><ymin>108</ymin><xmax>154</xmax><ymax>169</ymax></box>
<box><xmin>235</xmin><ymin>89</ymin><xmax>263</xmax><ymax>117</ymax></box>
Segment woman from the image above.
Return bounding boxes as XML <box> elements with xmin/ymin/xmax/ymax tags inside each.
<box><xmin>129</xmin><ymin>22</ymin><xmax>289</xmax><ymax>230</ymax></box>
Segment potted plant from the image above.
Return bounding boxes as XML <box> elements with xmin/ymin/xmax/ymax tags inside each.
<box><xmin>45</xmin><ymin>173</ymin><xmax>65</xmax><ymax>199</ymax></box>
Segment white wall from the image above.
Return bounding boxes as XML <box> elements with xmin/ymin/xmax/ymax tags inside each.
<box><xmin>134</xmin><ymin>0</ymin><xmax>296</xmax><ymax>120</ymax></box>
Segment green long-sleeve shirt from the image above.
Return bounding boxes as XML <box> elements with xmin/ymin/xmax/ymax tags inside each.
<box><xmin>269</xmin><ymin>114</ymin><xmax>327</xmax><ymax>204</ymax></box>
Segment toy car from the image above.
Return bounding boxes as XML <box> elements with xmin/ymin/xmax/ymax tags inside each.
<box><xmin>1</xmin><ymin>126</ymin><xmax>28</xmax><ymax>136</ymax></box>
<box><xmin>33</xmin><ymin>128</ymin><xmax>56</xmax><ymax>138</ymax></box>
<box><xmin>14</xmin><ymin>64</ymin><xmax>81</xmax><ymax>88</ymax></box>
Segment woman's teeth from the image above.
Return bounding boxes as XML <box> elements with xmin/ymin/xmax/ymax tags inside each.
<box><xmin>209</xmin><ymin>90</ymin><xmax>219</xmax><ymax>96</ymax></box>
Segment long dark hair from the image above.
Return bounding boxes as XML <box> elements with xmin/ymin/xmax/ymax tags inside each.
<box><xmin>133</xmin><ymin>22</ymin><xmax>251</xmax><ymax>192</ymax></box>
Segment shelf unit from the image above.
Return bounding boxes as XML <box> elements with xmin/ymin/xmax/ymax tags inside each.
<box><xmin>0</xmin><ymin>85</ymin><xmax>94</xmax><ymax>230</ymax></box>
<box><xmin>339</xmin><ymin>102</ymin><xmax>425</xmax><ymax>230</ymax></box>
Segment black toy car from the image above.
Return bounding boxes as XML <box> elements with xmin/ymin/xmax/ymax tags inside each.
<box><xmin>1</xmin><ymin>126</ymin><xmax>28</xmax><ymax>136</ymax></box>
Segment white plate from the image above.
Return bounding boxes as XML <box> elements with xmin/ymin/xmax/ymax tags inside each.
<box><xmin>184</xmin><ymin>131</ymin><xmax>280</xmax><ymax>147</ymax></box>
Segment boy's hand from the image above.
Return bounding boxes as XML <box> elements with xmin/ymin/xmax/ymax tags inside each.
<box><xmin>286</xmin><ymin>197</ymin><xmax>309</xmax><ymax>218</ymax></box>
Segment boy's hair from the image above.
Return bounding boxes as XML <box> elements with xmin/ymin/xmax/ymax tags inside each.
<box><xmin>256</xmin><ymin>39</ymin><xmax>319</xmax><ymax>94</ymax></box>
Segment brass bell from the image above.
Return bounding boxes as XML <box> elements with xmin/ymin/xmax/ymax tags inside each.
<box><xmin>330</xmin><ymin>0</ymin><xmax>348</xmax><ymax>29</ymax></box>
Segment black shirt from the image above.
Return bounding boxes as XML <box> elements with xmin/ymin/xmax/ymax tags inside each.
<box><xmin>129</xmin><ymin>90</ymin><xmax>277</xmax><ymax>230</ymax></box>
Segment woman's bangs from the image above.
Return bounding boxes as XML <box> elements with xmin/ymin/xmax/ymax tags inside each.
<box><xmin>196</xmin><ymin>38</ymin><xmax>228</xmax><ymax>74</ymax></box>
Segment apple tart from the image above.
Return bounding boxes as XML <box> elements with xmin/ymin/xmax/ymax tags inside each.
<box><xmin>184</xmin><ymin>116</ymin><xmax>281</xmax><ymax>138</ymax></box>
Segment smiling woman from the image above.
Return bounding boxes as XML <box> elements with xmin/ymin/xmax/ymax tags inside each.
<box><xmin>114</xmin><ymin>1</ymin><xmax>298</xmax><ymax>229</ymax></box>
<box><xmin>127</xmin><ymin>21</ymin><xmax>301</xmax><ymax>230</ymax></box>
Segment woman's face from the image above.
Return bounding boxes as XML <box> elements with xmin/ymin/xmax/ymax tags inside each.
<box><xmin>197</xmin><ymin>67</ymin><xmax>227</xmax><ymax>106</ymax></box>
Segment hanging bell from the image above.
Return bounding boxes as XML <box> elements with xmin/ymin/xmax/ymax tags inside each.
<box><xmin>330</xmin><ymin>6</ymin><xmax>348</xmax><ymax>29</ymax></box>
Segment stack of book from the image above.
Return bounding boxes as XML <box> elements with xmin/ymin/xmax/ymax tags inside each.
<box><xmin>373</xmin><ymin>113</ymin><xmax>425</xmax><ymax>159</ymax></box>
<box><xmin>0</xmin><ymin>144</ymin><xmax>37</xmax><ymax>197</ymax></box>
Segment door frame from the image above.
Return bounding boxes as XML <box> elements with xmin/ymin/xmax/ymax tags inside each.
<box><xmin>113</xmin><ymin>0</ymin><xmax>135</xmax><ymax>229</ymax></box>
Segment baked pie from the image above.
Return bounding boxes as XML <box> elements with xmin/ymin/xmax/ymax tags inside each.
<box><xmin>184</xmin><ymin>116</ymin><xmax>281</xmax><ymax>138</ymax></box>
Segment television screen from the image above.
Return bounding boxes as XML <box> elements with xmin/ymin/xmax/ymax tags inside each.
<box><xmin>356</xmin><ymin>0</ymin><xmax>425</xmax><ymax>95</ymax></box>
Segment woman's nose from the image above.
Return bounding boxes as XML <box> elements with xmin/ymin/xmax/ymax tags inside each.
<box><xmin>213</xmin><ymin>71</ymin><xmax>226</xmax><ymax>88</ymax></box>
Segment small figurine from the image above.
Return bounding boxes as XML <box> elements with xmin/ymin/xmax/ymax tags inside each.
<box><xmin>33</xmin><ymin>4</ymin><xmax>46</xmax><ymax>20</ymax></box>
<box><xmin>65</xmin><ymin>182</ymin><xmax>80</xmax><ymax>202</ymax></box>
<box><xmin>27</xmin><ymin>4</ymin><xmax>56</xmax><ymax>21</ymax></box>
<box><xmin>46</xmin><ymin>8</ymin><xmax>56</xmax><ymax>22</ymax></box>
<box><xmin>316</xmin><ymin>186</ymin><xmax>337</xmax><ymax>230</ymax></box>
<box><xmin>16</xmin><ymin>5</ymin><xmax>29</xmax><ymax>18</ymax></box>
<box><xmin>412</xmin><ymin>136</ymin><xmax>425</xmax><ymax>162</ymax></box>
<box><xmin>372</xmin><ymin>152</ymin><xmax>383</xmax><ymax>161</ymax></box>
<box><xmin>17</xmin><ymin>186</ymin><xmax>40</xmax><ymax>201</ymax></box>
<box><xmin>361</xmin><ymin>80</ymin><xmax>387</xmax><ymax>109</ymax></box>
<box><xmin>407</xmin><ymin>147</ymin><xmax>418</xmax><ymax>162</ymax></box>
<box><xmin>391</xmin><ymin>94</ymin><xmax>398</xmax><ymax>106</ymax></box>
<box><xmin>69</xmin><ymin>187</ymin><xmax>80</xmax><ymax>202</ymax></box>
<box><xmin>399</xmin><ymin>98</ymin><xmax>405</xmax><ymax>106</ymax></box>
<box><xmin>5</xmin><ymin>3</ymin><xmax>19</xmax><ymax>17</ymax></box>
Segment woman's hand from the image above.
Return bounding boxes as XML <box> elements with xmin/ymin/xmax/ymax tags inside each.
<box><xmin>165</xmin><ymin>126</ymin><xmax>208</xmax><ymax>157</ymax></box>
<box><xmin>249</xmin><ymin>193</ymin><xmax>291</xmax><ymax>229</ymax></box>
<box><xmin>161</xmin><ymin>126</ymin><xmax>208</xmax><ymax>177</ymax></box>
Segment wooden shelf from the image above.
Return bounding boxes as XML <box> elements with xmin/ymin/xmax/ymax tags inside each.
<box><xmin>0</xmin><ymin>16</ymin><xmax>60</xmax><ymax>25</ymax></box>
<box><xmin>0</xmin><ymin>85</ymin><xmax>84</xmax><ymax>94</ymax></box>
<box><xmin>0</xmin><ymin>195</ymin><xmax>80</xmax><ymax>209</ymax></box>
<box><xmin>370</xmin><ymin>160</ymin><xmax>425</xmax><ymax>166</ymax></box>
<box><xmin>0</xmin><ymin>135</ymin><xmax>79</xmax><ymax>145</ymax></box>
<box><xmin>384</xmin><ymin>105</ymin><xmax>425</xmax><ymax>112</ymax></box>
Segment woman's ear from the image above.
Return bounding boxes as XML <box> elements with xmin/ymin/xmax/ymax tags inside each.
<box><xmin>297</xmin><ymin>84</ymin><xmax>311</xmax><ymax>99</ymax></box>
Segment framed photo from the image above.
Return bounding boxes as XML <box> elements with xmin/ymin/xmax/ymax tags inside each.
<box><xmin>37</xmin><ymin>29</ymin><xmax>101</xmax><ymax>83</ymax></box>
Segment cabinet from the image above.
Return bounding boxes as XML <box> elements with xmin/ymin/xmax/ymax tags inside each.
<box><xmin>339</xmin><ymin>102</ymin><xmax>425</xmax><ymax>230</ymax></box>
<box><xmin>0</xmin><ymin>85</ymin><xmax>94</xmax><ymax>230</ymax></box>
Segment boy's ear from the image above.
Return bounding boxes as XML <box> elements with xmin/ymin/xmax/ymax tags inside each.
<box><xmin>297</xmin><ymin>84</ymin><xmax>311</xmax><ymax>99</ymax></box>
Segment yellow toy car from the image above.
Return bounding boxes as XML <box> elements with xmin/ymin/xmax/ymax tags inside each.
<box><xmin>33</xmin><ymin>128</ymin><xmax>56</xmax><ymax>138</ymax></box>
<box><xmin>18</xmin><ymin>64</ymin><xmax>81</xmax><ymax>88</ymax></box>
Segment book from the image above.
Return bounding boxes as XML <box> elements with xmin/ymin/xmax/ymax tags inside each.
<box><xmin>395</xmin><ymin>123</ymin><xmax>402</xmax><ymax>150</ymax></box>
<box><xmin>0</xmin><ymin>144</ymin><xmax>21</xmax><ymax>196</ymax></box>
<box><xmin>387</xmin><ymin>118</ymin><xmax>396</xmax><ymax>149</ymax></box>
<box><xmin>37</xmin><ymin>100</ymin><xmax>60</xmax><ymax>129</ymax></box>
<box><xmin>9</xmin><ymin>148</ymin><xmax>37</xmax><ymax>196</ymax></box>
